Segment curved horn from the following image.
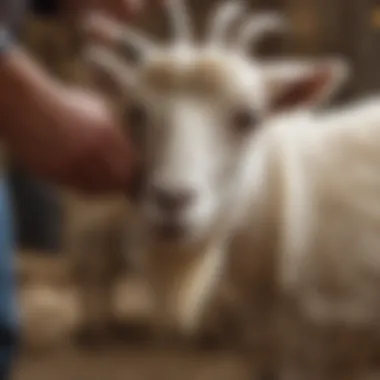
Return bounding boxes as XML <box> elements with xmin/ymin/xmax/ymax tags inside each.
<box><xmin>83</xmin><ymin>12</ymin><xmax>156</xmax><ymax>55</ymax></box>
<box><xmin>84</xmin><ymin>44</ymin><xmax>138</xmax><ymax>89</ymax></box>
<box><xmin>206</xmin><ymin>1</ymin><xmax>246</xmax><ymax>46</ymax></box>
<box><xmin>235</xmin><ymin>12</ymin><xmax>288</xmax><ymax>53</ymax></box>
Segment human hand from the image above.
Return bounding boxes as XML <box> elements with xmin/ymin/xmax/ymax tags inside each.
<box><xmin>6</xmin><ymin>83</ymin><xmax>134</xmax><ymax>195</ymax></box>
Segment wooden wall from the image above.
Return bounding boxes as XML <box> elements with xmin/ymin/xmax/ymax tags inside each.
<box><xmin>89</xmin><ymin>0</ymin><xmax>380</xmax><ymax>101</ymax></box>
<box><xmin>285</xmin><ymin>0</ymin><xmax>380</xmax><ymax>100</ymax></box>
<box><xmin>23</xmin><ymin>0</ymin><xmax>380</xmax><ymax>101</ymax></box>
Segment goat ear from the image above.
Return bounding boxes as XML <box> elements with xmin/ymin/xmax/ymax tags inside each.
<box><xmin>264</xmin><ymin>59</ymin><xmax>350</xmax><ymax>112</ymax></box>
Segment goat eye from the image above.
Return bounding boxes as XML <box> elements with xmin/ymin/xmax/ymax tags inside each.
<box><xmin>231</xmin><ymin>108</ymin><xmax>258</xmax><ymax>133</ymax></box>
<box><xmin>124</xmin><ymin>104</ymin><xmax>147</xmax><ymax>143</ymax></box>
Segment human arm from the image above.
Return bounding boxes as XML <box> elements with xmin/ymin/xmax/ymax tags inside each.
<box><xmin>0</xmin><ymin>0</ymin><xmax>165</xmax><ymax>193</ymax></box>
<box><xmin>0</xmin><ymin>45</ymin><xmax>134</xmax><ymax>193</ymax></box>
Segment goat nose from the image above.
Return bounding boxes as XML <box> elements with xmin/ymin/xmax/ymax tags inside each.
<box><xmin>152</xmin><ymin>186</ymin><xmax>195</xmax><ymax>212</ymax></box>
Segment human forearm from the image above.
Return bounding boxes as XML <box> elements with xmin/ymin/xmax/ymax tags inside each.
<box><xmin>0</xmin><ymin>46</ymin><xmax>61</xmax><ymax>139</ymax></box>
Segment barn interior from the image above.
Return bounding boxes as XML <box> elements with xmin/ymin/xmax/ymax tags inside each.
<box><xmin>3</xmin><ymin>0</ymin><xmax>380</xmax><ymax>379</ymax></box>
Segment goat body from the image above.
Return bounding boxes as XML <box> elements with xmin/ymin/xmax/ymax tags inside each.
<box><xmin>84</xmin><ymin>1</ymin><xmax>380</xmax><ymax>377</ymax></box>
<box><xmin>141</xmin><ymin>97</ymin><xmax>380</xmax><ymax>378</ymax></box>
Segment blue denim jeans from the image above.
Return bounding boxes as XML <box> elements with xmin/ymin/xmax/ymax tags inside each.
<box><xmin>0</xmin><ymin>177</ymin><xmax>19</xmax><ymax>379</ymax></box>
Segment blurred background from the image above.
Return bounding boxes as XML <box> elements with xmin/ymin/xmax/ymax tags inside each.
<box><xmin>7</xmin><ymin>0</ymin><xmax>380</xmax><ymax>379</ymax></box>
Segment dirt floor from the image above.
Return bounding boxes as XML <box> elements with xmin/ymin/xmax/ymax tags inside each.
<box><xmin>13</xmin><ymin>252</ymin><xmax>250</xmax><ymax>380</ymax></box>
<box><xmin>13</xmin><ymin>345</ymin><xmax>250</xmax><ymax>380</ymax></box>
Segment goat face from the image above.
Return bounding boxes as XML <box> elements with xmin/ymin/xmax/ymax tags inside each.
<box><xmin>124</xmin><ymin>50</ymin><xmax>270</xmax><ymax>245</ymax></box>
<box><xmin>84</xmin><ymin>1</ymin><xmax>349</xmax><ymax>247</ymax></box>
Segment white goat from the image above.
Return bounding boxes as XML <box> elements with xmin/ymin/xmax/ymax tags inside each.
<box><xmin>84</xmin><ymin>1</ymin><xmax>380</xmax><ymax>378</ymax></box>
